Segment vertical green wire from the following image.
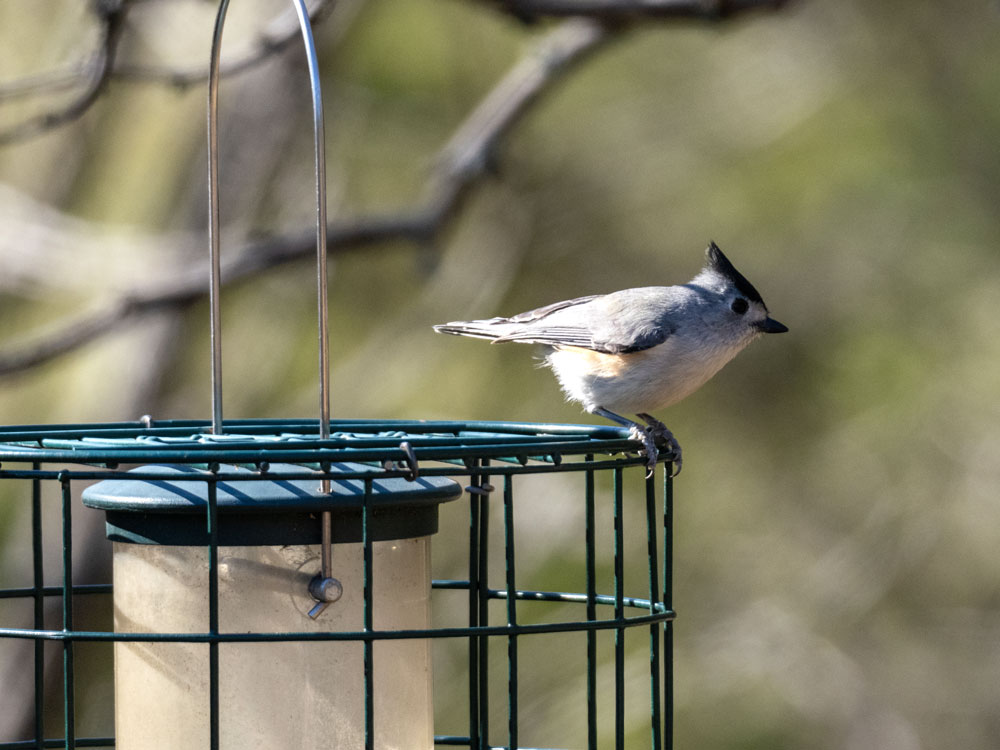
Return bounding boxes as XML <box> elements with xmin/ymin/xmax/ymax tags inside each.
<box><xmin>59</xmin><ymin>476</ymin><xmax>74</xmax><ymax>750</ymax></box>
<box><xmin>584</xmin><ymin>455</ymin><xmax>597</xmax><ymax>750</ymax></box>
<box><xmin>663</xmin><ymin>470</ymin><xmax>674</xmax><ymax>750</ymax></box>
<box><xmin>31</xmin><ymin>466</ymin><xmax>44</xmax><ymax>750</ymax></box>
<box><xmin>207</xmin><ymin>478</ymin><xmax>220</xmax><ymax>750</ymax></box>
<box><xmin>645</xmin><ymin>471</ymin><xmax>662</xmax><ymax>750</ymax></box>
<box><xmin>467</xmin><ymin>464</ymin><xmax>481</xmax><ymax>750</ymax></box>
<box><xmin>363</xmin><ymin>477</ymin><xmax>375</xmax><ymax>750</ymax></box>
<box><xmin>59</xmin><ymin>474</ymin><xmax>74</xmax><ymax>750</ymax></box>
<box><xmin>477</xmin><ymin>461</ymin><xmax>491</xmax><ymax>749</ymax></box>
<box><xmin>503</xmin><ymin>475</ymin><xmax>518</xmax><ymax>750</ymax></box>
<box><xmin>613</xmin><ymin>467</ymin><xmax>624</xmax><ymax>750</ymax></box>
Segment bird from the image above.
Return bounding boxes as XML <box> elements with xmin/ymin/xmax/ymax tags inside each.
<box><xmin>433</xmin><ymin>242</ymin><xmax>788</xmax><ymax>476</ymax></box>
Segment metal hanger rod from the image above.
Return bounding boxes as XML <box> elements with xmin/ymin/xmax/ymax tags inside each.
<box><xmin>207</xmin><ymin>0</ymin><xmax>231</xmax><ymax>435</ymax></box>
<box><xmin>291</xmin><ymin>0</ymin><xmax>332</xmax><ymax>444</ymax></box>
<box><xmin>207</xmin><ymin>0</ymin><xmax>330</xmax><ymax>441</ymax></box>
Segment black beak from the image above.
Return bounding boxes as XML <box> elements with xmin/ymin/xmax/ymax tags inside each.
<box><xmin>757</xmin><ymin>316</ymin><xmax>788</xmax><ymax>334</ymax></box>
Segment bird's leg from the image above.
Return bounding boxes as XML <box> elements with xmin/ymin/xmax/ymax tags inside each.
<box><xmin>636</xmin><ymin>413</ymin><xmax>682</xmax><ymax>477</ymax></box>
<box><xmin>592</xmin><ymin>407</ymin><xmax>661</xmax><ymax>478</ymax></box>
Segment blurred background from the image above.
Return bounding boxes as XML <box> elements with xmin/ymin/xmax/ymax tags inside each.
<box><xmin>0</xmin><ymin>0</ymin><xmax>999</xmax><ymax>748</ymax></box>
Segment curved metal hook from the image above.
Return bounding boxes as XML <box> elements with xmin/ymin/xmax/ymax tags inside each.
<box><xmin>207</xmin><ymin>0</ymin><xmax>330</xmax><ymax>440</ymax></box>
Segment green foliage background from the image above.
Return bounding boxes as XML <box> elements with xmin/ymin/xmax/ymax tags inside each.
<box><xmin>1</xmin><ymin>0</ymin><xmax>999</xmax><ymax>748</ymax></box>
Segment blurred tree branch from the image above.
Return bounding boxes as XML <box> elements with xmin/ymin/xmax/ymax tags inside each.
<box><xmin>487</xmin><ymin>0</ymin><xmax>790</xmax><ymax>23</ymax></box>
<box><xmin>0</xmin><ymin>0</ymin><xmax>339</xmax><ymax>142</ymax></box>
<box><xmin>112</xmin><ymin>0</ymin><xmax>342</xmax><ymax>88</ymax></box>
<box><xmin>0</xmin><ymin>0</ymin><xmax>128</xmax><ymax>146</ymax></box>
<box><xmin>0</xmin><ymin>0</ymin><xmax>789</xmax><ymax>376</ymax></box>
<box><xmin>0</xmin><ymin>0</ymin><xmax>786</xmax><ymax>143</ymax></box>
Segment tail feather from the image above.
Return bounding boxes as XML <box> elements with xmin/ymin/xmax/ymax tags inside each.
<box><xmin>433</xmin><ymin>318</ymin><xmax>516</xmax><ymax>341</ymax></box>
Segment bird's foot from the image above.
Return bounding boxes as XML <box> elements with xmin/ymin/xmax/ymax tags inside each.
<box><xmin>592</xmin><ymin>407</ymin><xmax>680</xmax><ymax>478</ymax></box>
<box><xmin>625</xmin><ymin>423</ymin><xmax>662</xmax><ymax>479</ymax></box>
<box><xmin>637</xmin><ymin>414</ymin><xmax>682</xmax><ymax>477</ymax></box>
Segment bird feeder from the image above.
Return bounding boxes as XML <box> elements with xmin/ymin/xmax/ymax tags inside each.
<box><xmin>0</xmin><ymin>419</ymin><xmax>673</xmax><ymax>750</ymax></box>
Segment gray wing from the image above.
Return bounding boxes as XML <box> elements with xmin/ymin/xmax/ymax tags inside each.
<box><xmin>433</xmin><ymin>294</ymin><xmax>603</xmax><ymax>342</ymax></box>
<box><xmin>505</xmin><ymin>294</ymin><xmax>603</xmax><ymax>323</ymax></box>
<box><xmin>492</xmin><ymin>287</ymin><xmax>678</xmax><ymax>354</ymax></box>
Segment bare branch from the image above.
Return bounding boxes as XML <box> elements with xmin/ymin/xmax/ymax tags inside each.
<box><xmin>484</xmin><ymin>0</ymin><xmax>792</xmax><ymax>23</ymax></box>
<box><xmin>0</xmin><ymin>0</ymin><xmax>340</xmax><ymax>140</ymax></box>
<box><xmin>112</xmin><ymin>0</ymin><xmax>339</xmax><ymax>89</ymax></box>
<box><xmin>0</xmin><ymin>67</ymin><xmax>89</xmax><ymax>103</ymax></box>
<box><xmin>0</xmin><ymin>304</ymin><xmax>127</xmax><ymax>376</ymax></box>
<box><xmin>429</xmin><ymin>18</ymin><xmax>610</xmax><ymax>223</ymax></box>
<box><xmin>0</xmin><ymin>2</ymin><xmax>129</xmax><ymax>145</ymax></box>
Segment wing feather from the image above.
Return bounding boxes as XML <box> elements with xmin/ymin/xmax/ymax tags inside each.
<box><xmin>505</xmin><ymin>294</ymin><xmax>603</xmax><ymax>323</ymax></box>
<box><xmin>435</xmin><ymin>287</ymin><xmax>679</xmax><ymax>354</ymax></box>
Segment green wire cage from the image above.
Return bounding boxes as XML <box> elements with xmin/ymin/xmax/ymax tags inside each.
<box><xmin>0</xmin><ymin>2</ymin><xmax>676</xmax><ymax>748</ymax></box>
<box><xmin>0</xmin><ymin>419</ymin><xmax>674</xmax><ymax>749</ymax></box>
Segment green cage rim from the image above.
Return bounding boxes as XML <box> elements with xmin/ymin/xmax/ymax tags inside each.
<box><xmin>0</xmin><ymin>418</ymin><xmax>673</xmax><ymax>473</ymax></box>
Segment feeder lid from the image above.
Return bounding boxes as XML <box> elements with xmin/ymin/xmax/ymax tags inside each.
<box><xmin>82</xmin><ymin>463</ymin><xmax>463</xmax><ymax>546</ymax></box>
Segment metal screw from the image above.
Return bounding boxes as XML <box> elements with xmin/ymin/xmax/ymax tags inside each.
<box><xmin>307</xmin><ymin>574</ymin><xmax>343</xmax><ymax>619</ymax></box>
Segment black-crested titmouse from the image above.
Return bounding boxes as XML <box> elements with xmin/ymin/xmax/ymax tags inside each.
<box><xmin>434</xmin><ymin>242</ymin><xmax>788</xmax><ymax>475</ymax></box>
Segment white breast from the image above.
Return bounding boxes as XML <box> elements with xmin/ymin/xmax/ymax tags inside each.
<box><xmin>546</xmin><ymin>334</ymin><xmax>749</xmax><ymax>415</ymax></box>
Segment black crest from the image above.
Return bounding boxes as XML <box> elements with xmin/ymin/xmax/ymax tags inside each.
<box><xmin>705</xmin><ymin>241</ymin><xmax>764</xmax><ymax>305</ymax></box>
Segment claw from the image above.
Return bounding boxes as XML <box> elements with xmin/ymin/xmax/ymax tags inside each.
<box><xmin>592</xmin><ymin>407</ymin><xmax>682</xmax><ymax>478</ymax></box>
<box><xmin>658</xmin><ymin>433</ymin><xmax>682</xmax><ymax>478</ymax></box>
<box><xmin>637</xmin><ymin>413</ymin><xmax>682</xmax><ymax>477</ymax></box>
<box><xmin>627</xmin><ymin>424</ymin><xmax>661</xmax><ymax>478</ymax></box>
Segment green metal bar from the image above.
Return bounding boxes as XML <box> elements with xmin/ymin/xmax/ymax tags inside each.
<box><xmin>0</xmin><ymin>738</ymin><xmax>115</xmax><ymax>749</ymax></box>
<box><xmin>502</xmin><ymin>475</ymin><xmax>518</xmax><ymax>750</ymax></box>
<box><xmin>0</xmin><ymin>417</ymin><xmax>630</xmax><ymax>440</ymax></box>
<box><xmin>645</xmin><ymin>471</ymin><xmax>662</xmax><ymax>750</ymax></box>
<box><xmin>31</xmin><ymin>468</ymin><xmax>44</xmax><ymax>750</ymax></box>
<box><xmin>207</xmin><ymin>479</ymin><xmax>220</xmax><ymax>750</ymax></box>
<box><xmin>432</xmin><ymin>737</ymin><xmax>470</xmax><ymax>747</ymax></box>
<box><xmin>431</xmin><ymin>581</ymin><xmax>669</xmax><ymax>612</ymax></box>
<box><xmin>613</xmin><ymin>467</ymin><xmax>624</xmax><ymax>750</ymax></box>
<box><xmin>467</xmin><ymin>467</ymin><xmax>481</xmax><ymax>750</ymax></box>
<box><xmin>0</xmin><ymin>455</ymin><xmax>651</xmax><ymax>482</ymax></box>
<box><xmin>363</xmin><ymin>477</ymin><xmax>374</xmax><ymax>750</ymax></box>
<box><xmin>433</xmin><ymin>740</ymin><xmax>563</xmax><ymax>750</ymax></box>
<box><xmin>584</xmin><ymin>455</ymin><xmax>597</xmax><ymax>750</ymax></box>
<box><xmin>59</xmin><ymin>475</ymin><xmax>75</xmax><ymax>750</ymax></box>
<box><xmin>1</xmin><ymin>607</ymin><xmax>674</xmax><ymax>644</ymax></box>
<box><xmin>432</xmin><ymin>738</ymin><xmax>563</xmax><ymax>750</ymax></box>
<box><xmin>0</xmin><ymin>584</ymin><xmax>111</xmax><ymax>601</ymax></box>
<box><xmin>663</xmin><ymin>470</ymin><xmax>674</xmax><ymax>750</ymax></box>
<box><xmin>8</xmin><ymin>433</ymin><xmax>632</xmax><ymax>455</ymax></box>
<box><xmin>477</xmin><ymin>464</ymin><xmax>491</xmax><ymax>750</ymax></box>
<box><xmin>0</xmin><ymin>427</ymin><xmax>650</xmax><ymax>467</ymax></box>
<box><xmin>0</xmin><ymin>420</ymin><xmax>622</xmax><ymax>441</ymax></box>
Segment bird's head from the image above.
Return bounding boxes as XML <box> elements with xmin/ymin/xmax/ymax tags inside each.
<box><xmin>692</xmin><ymin>241</ymin><xmax>788</xmax><ymax>341</ymax></box>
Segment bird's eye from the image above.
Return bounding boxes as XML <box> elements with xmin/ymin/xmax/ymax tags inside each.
<box><xmin>731</xmin><ymin>298</ymin><xmax>749</xmax><ymax>315</ymax></box>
